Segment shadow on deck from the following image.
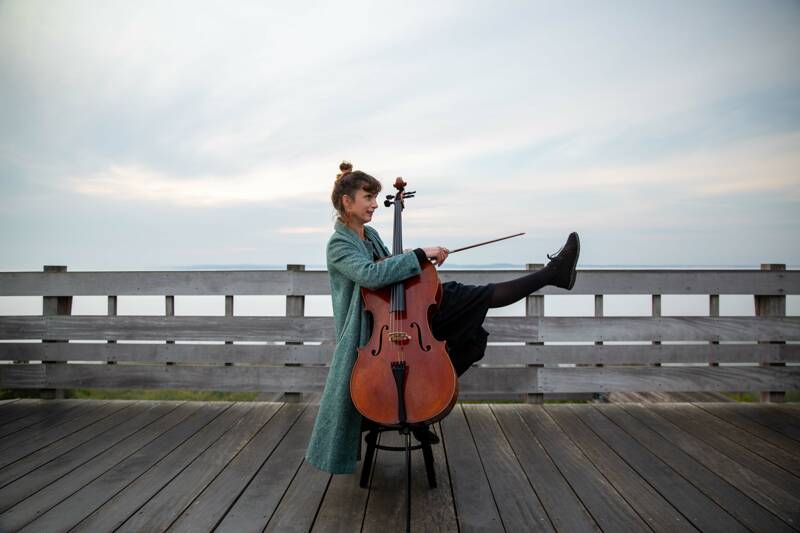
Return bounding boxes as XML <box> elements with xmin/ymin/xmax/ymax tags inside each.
<box><xmin>0</xmin><ymin>398</ymin><xmax>798</xmax><ymax>532</ymax></box>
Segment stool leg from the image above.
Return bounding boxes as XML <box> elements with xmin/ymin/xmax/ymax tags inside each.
<box><xmin>360</xmin><ymin>429</ymin><xmax>378</xmax><ymax>488</ymax></box>
<box><xmin>421</xmin><ymin>440</ymin><xmax>437</xmax><ymax>488</ymax></box>
<box><xmin>405</xmin><ymin>429</ymin><xmax>412</xmax><ymax>533</ymax></box>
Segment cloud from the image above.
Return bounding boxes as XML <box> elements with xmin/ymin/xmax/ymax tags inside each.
<box><xmin>2</xmin><ymin>1</ymin><xmax>799</xmax><ymax>268</ymax></box>
<box><xmin>275</xmin><ymin>226</ymin><xmax>330</xmax><ymax>235</ymax></box>
<box><xmin>64</xmin><ymin>161</ymin><xmax>337</xmax><ymax>207</ymax></box>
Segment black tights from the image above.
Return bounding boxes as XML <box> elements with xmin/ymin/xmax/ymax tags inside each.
<box><xmin>487</xmin><ymin>265</ymin><xmax>555</xmax><ymax>308</ymax></box>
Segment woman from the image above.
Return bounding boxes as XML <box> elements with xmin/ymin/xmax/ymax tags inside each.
<box><xmin>305</xmin><ymin>162</ymin><xmax>579</xmax><ymax>474</ymax></box>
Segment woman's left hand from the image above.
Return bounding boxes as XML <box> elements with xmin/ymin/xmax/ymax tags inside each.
<box><xmin>422</xmin><ymin>246</ymin><xmax>449</xmax><ymax>266</ymax></box>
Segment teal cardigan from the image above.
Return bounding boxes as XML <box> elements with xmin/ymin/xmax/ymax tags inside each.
<box><xmin>305</xmin><ymin>220</ymin><xmax>423</xmax><ymax>474</ymax></box>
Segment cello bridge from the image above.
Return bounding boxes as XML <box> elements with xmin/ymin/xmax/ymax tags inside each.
<box><xmin>388</xmin><ymin>331</ymin><xmax>411</xmax><ymax>344</ymax></box>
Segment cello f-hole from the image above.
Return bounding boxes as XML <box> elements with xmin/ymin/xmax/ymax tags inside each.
<box><xmin>371</xmin><ymin>325</ymin><xmax>388</xmax><ymax>356</ymax></box>
<box><xmin>410</xmin><ymin>322</ymin><xmax>431</xmax><ymax>352</ymax></box>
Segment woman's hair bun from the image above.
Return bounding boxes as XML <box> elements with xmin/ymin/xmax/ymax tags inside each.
<box><xmin>336</xmin><ymin>160</ymin><xmax>353</xmax><ymax>181</ymax></box>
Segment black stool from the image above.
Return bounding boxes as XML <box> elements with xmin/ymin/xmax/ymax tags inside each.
<box><xmin>358</xmin><ymin>423</ymin><xmax>438</xmax><ymax>489</ymax></box>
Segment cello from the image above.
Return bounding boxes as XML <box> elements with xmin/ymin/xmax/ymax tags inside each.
<box><xmin>349</xmin><ymin>177</ymin><xmax>458</xmax><ymax>427</ymax></box>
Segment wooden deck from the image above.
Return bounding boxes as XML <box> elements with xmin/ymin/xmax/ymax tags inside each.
<box><xmin>0</xmin><ymin>399</ymin><xmax>798</xmax><ymax>532</ymax></box>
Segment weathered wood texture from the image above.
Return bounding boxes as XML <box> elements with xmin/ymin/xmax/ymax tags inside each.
<box><xmin>0</xmin><ymin>400</ymin><xmax>798</xmax><ymax>532</ymax></box>
<box><xmin>1</xmin><ymin>266</ymin><xmax>799</xmax><ymax>397</ymax></box>
<box><xmin>2</xmin><ymin>341</ymin><xmax>798</xmax><ymax>365</ymax></box>
<box><xmin>2</xmin><ymin>268</ymin><xmax>797</xmax><ymax>295</ymax></box>
<box><xmin>3</xmin><ymin>363</ymin><xmax>796</xmax><ymax>396</ymax></box>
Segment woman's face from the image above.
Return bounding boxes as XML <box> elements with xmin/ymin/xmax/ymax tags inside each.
<box><xmin>344</xmin><ymin>187</ymin><xmax>379</xmax><ymax>225</ymax></box>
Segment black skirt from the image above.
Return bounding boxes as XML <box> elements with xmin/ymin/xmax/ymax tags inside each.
<box><xmin>431</xmin><ymin>281</ymin><xmax>493</xmax><ymax>377</ymax></box>
<box><xmin>362</xmin><ymin>238</ymin><xmax>492</xmax><ymax>376</ymax></box>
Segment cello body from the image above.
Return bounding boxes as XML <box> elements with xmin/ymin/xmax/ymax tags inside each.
<box><xmin>349</xmin><ymin>179</ymin><xmax>458</xmax><ymax>427</ymax></box>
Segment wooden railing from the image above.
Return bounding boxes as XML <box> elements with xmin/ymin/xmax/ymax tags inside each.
<box><xmin>1</xmin><ymin>264</ymin><xmax>798</xmax><ymax>401</ymax></box>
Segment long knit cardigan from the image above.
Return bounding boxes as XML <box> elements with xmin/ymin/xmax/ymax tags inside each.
<box><xmin>305</xmin><ymin>220</ymin><xmax>423</xmax><ymax>474</ymax></box>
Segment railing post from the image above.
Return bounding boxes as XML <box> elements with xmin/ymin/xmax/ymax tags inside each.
<box><xmin>756</xmin><ymin>263</ymin><xmax>786</xmax><ymax>403</ymax></box>
<box><xmin>526</xmin><ymin>263</ymin><xmax>544</xmax><ymax>404</ymax></box>
<box><xmin>165</xmin><ymin>295</ymin><xmax>175</xmax><ymax>365</ymax></box>
<box><xmin>284</xmin><ymin>264</ymin><xmax>305</xmax><ymax>402</ymax></box>
<box><xmin>594</xmin><ymin>294</ymin><xmax>606</xmax><ymax>401</ymax></box>
<box><xmin>41</xmin><ymin>265</ymin><xmax>71</xmax><ymax>399</ymax></box>
<box><xmin>709</xmin><ymin>295</ymin><xmax>720</xmax><ymax>366</ymax></box>
<box><xmin>224</xmin><ymin>295</ymin><xmax>234</xmax><ymax>366</ymax></box>
<box><xmin>651</xmin><ymin>294</ymin><xmax>662</xmax><ymax>366</ymax></box>
<box><xmin>107</xmin><ymin>295</ymin><xmax>117</xmax><ymax>365</ymax></box>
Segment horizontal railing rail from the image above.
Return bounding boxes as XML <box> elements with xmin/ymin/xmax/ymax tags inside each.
<box><xmin>0</xmin><ymin>269</ymin><xmax>797</xmax><ymax>296</ymax></box>
<box><xmin>0</xmin><ymin>264</ymin><xmax>797</xmax><ymax>401</ymax></box>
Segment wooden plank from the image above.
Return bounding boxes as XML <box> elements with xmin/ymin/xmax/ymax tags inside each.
<box><xmin>459</xmin><ymin>367</ymin><xmax>538</xmax><ymax>395</ymax></box>
<box><xmin>0</xmin><ymin>341</ymin><xmax>334</xmax><ymax>365</ymax></box>
<box><xmin>774</xmin><ymin>404</ymin><xmax>800</xmax><ymax>423</ymax></box>
<box><xmin>366</xmin><ymin>424</ymin><xmax>458</xmax><ymax>533</ymax></box>
<box><xmin>0</xmin><ymin>401</ymin><xmax>211</xmax><ymax>532</ymax></box>
<box><xmin>0</xmin><ymin>402</ymin><xmax>177</xmax><ymax>512</ymax></box>
<box><xmin>483</xmin><ymin>316</ymin><xmax>800</xmax><ymax>342</ymax></box>
<box><xmin>620</xmin><ymin>403</ymin><xmax>800</xmax><ymax>527</ymax></box>
<box><xmin>552</xmin><ymin>404</ymin><xmax>744</xmax><ymax>533</ymax></box>
<box><xmin>439</xmin><ymin>404</ymin><xmax>504</xmax><ymax>532</ymax></box>
<box><xmin>0</xmin><ymin>399</ymin><xmax>84</xmax><ymax>439</ymax></box>
<box><xmin>650</xmin><ymin>405</ymin><xmax>800</xmax><ymax>496</ymax></box>
<box><xmin>0</xmin><ymin>401</ymin><xmax>119</xmax><ymax>463</ymax></box>
<box><xmin>166</xmin><ymin>402</ymin><xmax>308</xmax><ymax>533</ymax></box>
<box><xmin>545</xmin><ymin>405</ymin><xmax>695</xmax><ymax>533</ymax></box>
<box><xmin>360</xmin><ymin>430</ymin><xmax>415</xmax><ymax>532</ymax></box>
<box><xmin>0</xmin><ymin>270</ymin><xmax>332</xmax><ymax>296</ymax></box>
<box><xmin>213</xmin><ymin>404</ymin><xmax>319</xmax><ymax>533</ymax></box>
<box><xmin>5</xmin><ymin>363</ymin><xmax>331</xmax><ymax>392</ymax></box>
<box><xmin>3</xmin><ymin>363</ymin><xmax>796</xmax><ymax>397</ymax></box>
<box><xmin>0</xmin><ymin>316</ymin><xmax>336</xmax><ymax>342</ymax></box>
<box><xmin>538</xmin><ymin>366</ymin><xmax>800</xmax><ymax>393</ymax></box>
<box><xmin>361</xmin><ymin>424</ymin><xmax>458</xmax><ymax>533</ymax></box>
<box><xmin>64</xmin><ymin>403</ymin><xmax>256</xmax><ymax>533</ymax></box>
<box><xmin>676</xmin><ymin>403</ymin><xmax>800</xmax><ymax>477</ymax></box>
<box><xmin>0</xmin><ymin>400</ymin><xmax>43</xmax><ymax>426</ymax></box>
<box><xmin>311</xmin><ymin>459</ymin><xmax>370</xmax><ymax>533</ymax></box>
<box><xmin>3</xmin><ymin>268</ymin><xmax>798</xmax><ymax>296</ymax></box>
<box><xmin>695</xmin><ymin>403</ymin><xmax>800</xmax><ymax>456</ymax></box>
<box><xmin>3</xmin><ymin>342</ymin><xmax>799</xmax><ymax>366</ymax></box>
<box><xmin>490</xmin><ymin>405</ymin><xmax>599</xmax><ymax>532</ymax></box>
<box><xmin>461</xmin><ymin>404</ymin><xmax>554</xmax><ymax>532</ymax></box>
<box><xmin>3</xmin><ymin>316</ymin><xmax>800</xmax><ymax>343</ymax></box>
<box><xmin>263</xmin><ymin>460</ymin><xmax>331</xmax><ymax>533</ymax></box>
<box><xmin>517</xmin><ymin>405</ymin><xmax>652</xmax><ymax>531</ymax></box>
<box><xmin>1</xmin><ymin>364</ymin><xmax>539</xmax><ymax>397</ymax></box>
<box><xmin>0</xmin><ymin>401</ymin><xmax>144</xmax><ymax>487</ymax></box>
<box><xmin>0</xmin><ymin>365</ymin><xmax>44</xmax><ymax>389</ymax></box>
<box><xmin>597</xmin><ymin>403</ymin><xmax>795</xmax><ymax>533</ymax></box>
<box><xmin>114</xmin><ymin>402</ymin><xmax>281</xmax><ymax>532</ymax></box>
<box><xmin>483</xmin><ymin>343</ymin><xmax>800</xmax><ymax>365</ymax></box>
<box><xmin>725</xmin><ymin>404</ymin><xmax>800</xmax><ymax>442</ymax></box>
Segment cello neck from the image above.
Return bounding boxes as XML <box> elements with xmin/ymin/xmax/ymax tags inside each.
<box><xmin>392</xmin><ymin>191</ymin><xmax>404</xmax><ymax>255</ymax></box>
<box><xmin>389</xmin><ymin>179</ymin><xmax>408</xmax><ymax>313</ymax></box>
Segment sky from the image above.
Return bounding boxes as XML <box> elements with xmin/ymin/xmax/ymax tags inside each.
<box><xmin>1</xmin><ymin>0</ymin><xmax>799</xmax><ymax>271</ymax></box>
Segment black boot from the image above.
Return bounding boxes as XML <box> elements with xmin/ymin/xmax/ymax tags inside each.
<box><xmin>546</xmin><ymin>232</ymin><xmax>580</xmax><ymax>290</ymax></box>
<box><xmin>411</xmin><ymin>425</ymin><xmax>440</xmax><ymax>444</ymax></box>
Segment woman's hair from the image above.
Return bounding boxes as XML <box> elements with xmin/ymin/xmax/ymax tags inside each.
<box><xmin>331</xmin><ymin>161</ymin><xmax>382</xmax><ymax>221</ymax></box>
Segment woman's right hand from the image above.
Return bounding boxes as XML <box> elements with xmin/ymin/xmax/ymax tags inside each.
<box><xmin>422</xmin><ymin>246</ymin><xmax>449</xmax><ymax>266</ymax></box>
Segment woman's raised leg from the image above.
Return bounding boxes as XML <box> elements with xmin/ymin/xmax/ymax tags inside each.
<box><xmin>487</xmin><ymin>232</ymin><xmax>580</xmax><ymax>308</ymax></box>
